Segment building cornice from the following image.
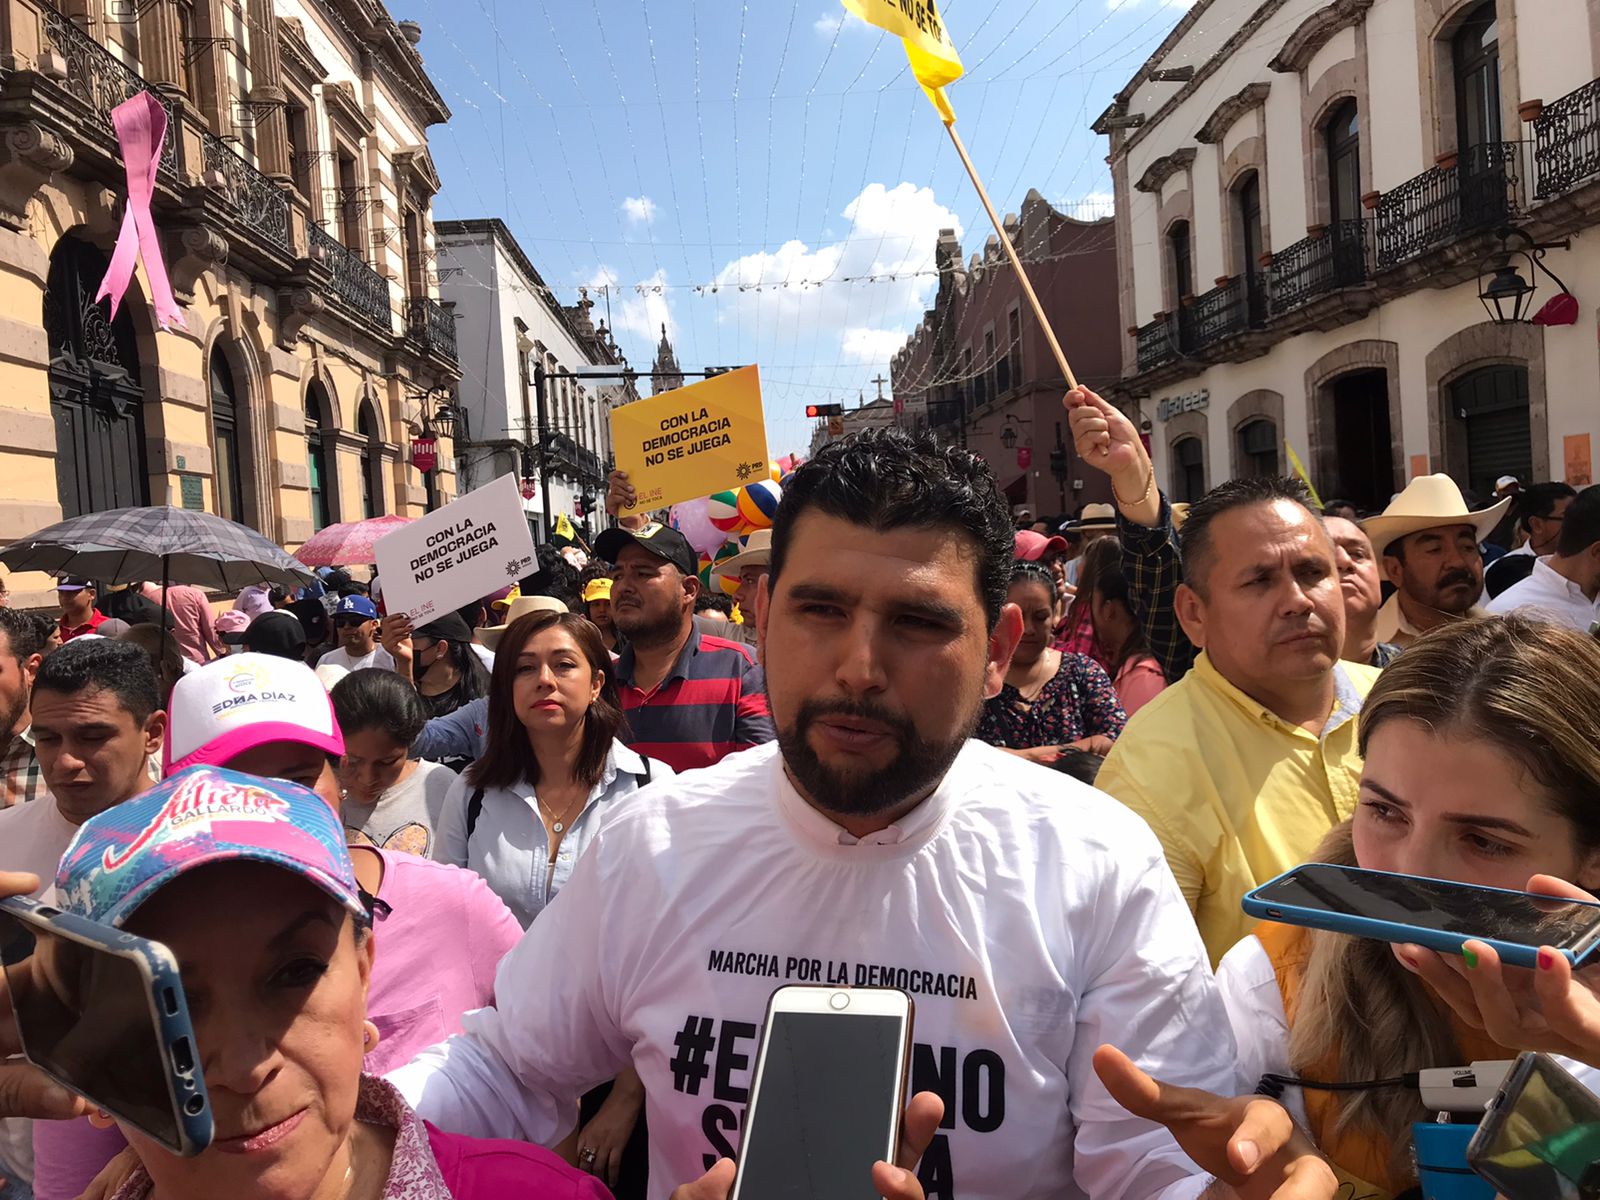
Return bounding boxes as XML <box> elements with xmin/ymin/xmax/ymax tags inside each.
<box><xmin>1269</xmin><ymin>0</ymin><xmax>1375</xmax><ymax>74</ymax></box>
<box><xmin>1195</xmin><ymin>81</ymin><xmax>1271</xmax><ymax>144</ymax></box>
<box><xmin>1134</xmin><ymin>147</ymin><xmax>1196</xmax><ymax>194</ymax></box>
<box><xmin>1114</xmin><ymin>0</ymin><xmax>1291</xmax><ymax>158</ymax></box>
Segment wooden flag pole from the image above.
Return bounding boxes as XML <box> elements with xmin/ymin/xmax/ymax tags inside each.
<box><xmin>944</xmin><ymin>121</ymin><xmax>1079</xmax><ymax>392</ymax></box>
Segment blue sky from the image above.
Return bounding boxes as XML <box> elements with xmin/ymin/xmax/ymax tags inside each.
<box><xmin>413</xmin><ymin>0</ymin><xmax>1196</xmax><ymax>458</ymax></box>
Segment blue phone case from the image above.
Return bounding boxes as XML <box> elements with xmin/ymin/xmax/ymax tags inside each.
<box><xmin>0</xmin><ymin>896</ymin><xmax>213</xmax><ymax>1155</ymax></box>
<box><xmin>1241</xmin><ymin>865</ymin><xmax>1600</xmax><ymax>969</ymax></box>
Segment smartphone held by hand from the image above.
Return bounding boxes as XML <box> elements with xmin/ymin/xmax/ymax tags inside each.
<box><xmin>0</xmin><ymin>896</ymin><xmax>212</xmax><ymax>1155</ymax></box>
<box><xmin>1241</xmin><ymin>864</ymin><xmax>1600</xmax><ymax>968</ymax></box>
<box><xmin>730</xmin><ymin>985</ymin><xmax>914</xmax><ymax>1200</ymax></box>
<box><xmin>1468</xmin><ymin>1051</ymin><xmax>1600</xmax><ymax>1199</ymax></box>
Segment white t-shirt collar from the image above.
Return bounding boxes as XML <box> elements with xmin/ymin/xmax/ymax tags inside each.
<box><xmin>771</xmin><ymin>746</ymin><xmax>959</xmax><ymax>855</ymax></box>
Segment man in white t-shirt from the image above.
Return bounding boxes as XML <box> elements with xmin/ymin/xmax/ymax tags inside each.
<box><xmin>394</xmin><ymin>431</ymin><xmax>1334</xmax><ymax>1200</ymax></box>
<box><xmin>319</xmin><ymin>594</ymin><xmax>396</xmax><ymax>672</ymax></box>
<box><xmin>0</xmin><ymin>638</ymin><xmax>165</xmax><ymax>1195</ymax></box>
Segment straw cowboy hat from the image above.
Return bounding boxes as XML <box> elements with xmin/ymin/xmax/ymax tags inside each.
<box><xmin>1061</xmin><ymin>503</ymin><xmax>1118</xmax><ymax>536</ymax></box>
<box><xmin>716</xmin><ymin>529</ymin><xmax>773</xmax><ymax>583</ymax></box>
<box><xmin>478</xmin><ymin>593</ymin><xmax>569</xmax><ymax>652</ymax></box>
<box><xmin>1361</xmin><ymin>474</ymin><xmax>1511</xmax><ymax>557</ymax></box>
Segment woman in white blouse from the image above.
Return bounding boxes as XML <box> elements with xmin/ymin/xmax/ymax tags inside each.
<box><xmin>438</xmin><ymin>607</ymin><xmax>671</xmax><ymax>1194</ymax></box>
<box><xmin>1215</xmin><ymin>615</ymin><xmax>1600</xmax><ymax>1200</ymax></box>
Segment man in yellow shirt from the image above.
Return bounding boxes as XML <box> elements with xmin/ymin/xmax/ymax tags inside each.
<box><xmin>1069</xmin><ymin>388</ymin><xmax>1379</xmax><ymax>964</ymax></box>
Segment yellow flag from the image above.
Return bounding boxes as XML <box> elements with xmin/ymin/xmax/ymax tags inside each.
<box><xmin>554</xmin><ymin>513</ymin><xmax>576</xmax><ymax>542</ymax></box>
<box><xmin>841</xmin><ymin>0</ymin><xmax>963</xmax><ymax>123</ymax></box>
<box><xmin>1285</xmin><ymin>441</ymin><xmax>1325</xmax><ymax>511</ymax></box>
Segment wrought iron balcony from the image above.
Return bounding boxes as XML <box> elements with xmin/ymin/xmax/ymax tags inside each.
<box><xmin>1375</xmin><ymin>142</ymin><xmax>1522</xmax><ymax>270</ymax></box>
<box><xmin>1534</xmin><ymin>78</ymin><xmax>1600</xmax><ymax>200</ymax></box>
<box><xmin>1269</xmin><ymin>220</ymin><xmax>1371</xmax><ymax>316</ymax></box>
<box><xmin>406</xmin><ymin>296</ymin><xmax>458</xmax><ymax>363</ymax></box>
<box><xmin>1135</xmin><ymin>316</ymin><xmax>1179</xmax><ymax>372</ymax></box>
<box><xmin>541</xmin><ymin>431</ymin><xmax>606</xmax><ymax>486</ymax></box>
<box><xmin>309</xmin><ymin>223</ymin><xmax>392</xmax><ymax>331</ymax></box>
<box><xmin>38</xmin><ymin>3</ymin><xmax>178</xmax><ymax>177</ymax></box>
<box><xmin>201</xmin><ymin>132</ymin><xmax>291</xmax><ymax>254</ymax></box>
<box><xmin>1182</xmin><ymin>275</ymin><xmax>1266</xmax><ymax>351</ymax></box>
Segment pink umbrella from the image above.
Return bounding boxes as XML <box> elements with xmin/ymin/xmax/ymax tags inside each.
<box><xmin>293</xmin><ymin>515</ymin><xmax>412</xmax><ymax>567</ymax></box>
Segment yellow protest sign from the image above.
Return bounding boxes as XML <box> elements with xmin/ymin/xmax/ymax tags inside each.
<box><xmin>610</xmin><ymin>365</ymin><xmax>770</xmax><ymax>514</ymax></box>
<box><xmin>842</xmin><ymin>0</ymin><xmax>963</xmax><ymax>122</ymax></box>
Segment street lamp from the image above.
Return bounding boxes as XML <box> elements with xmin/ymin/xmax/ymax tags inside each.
<box><xmin>1478</xmin><ymin>227</ymin><xmax>1575</xmax><ymax>326</ymax></box>
<box><xmin>1000</xmin><ymin>425</ymin><xmax>1017</xmax><ymax>450</ymax></box>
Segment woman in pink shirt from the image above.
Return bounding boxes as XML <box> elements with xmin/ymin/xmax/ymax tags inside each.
<box><xmin>1082</xmin><ymin>538</ymin><xmax>1167</xmax><ymax>717</ymax></box>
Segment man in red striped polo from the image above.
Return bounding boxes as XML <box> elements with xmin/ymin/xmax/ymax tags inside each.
<box><xmin>594</xmin><ymin>522</ymin><xmax>774</xmax><ymax>773</ymax></box>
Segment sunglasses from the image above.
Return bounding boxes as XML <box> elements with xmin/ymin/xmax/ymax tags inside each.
<box><xmin>335</xmin><ymin>615</ymin><xmax>372</xmax><ymax>628</ymax></box>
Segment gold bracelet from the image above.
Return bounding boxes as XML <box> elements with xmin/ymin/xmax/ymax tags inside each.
<box><xmin>1112</xmin><ymin>462</ymin><xmax>1154</xmax><ymax>509</ymax></box>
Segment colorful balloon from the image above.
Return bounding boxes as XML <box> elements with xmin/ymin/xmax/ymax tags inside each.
<box><xmin>736</xmin><ymin>480</ymin><xmax>782</xmax><ymax>530</ymax></box>
<box><xmin>698</xmin><ymin>541</ymin><xmax>740</xmax><ymax>594</ymax></box>
<box><xmin>670</xmin><ymin>498</ymin><xmax>728</xmax><ymax>557</ymax></box>
<box><xmin>706</xmin><ymin>490</ymin><xmax>747</xmax><ymax>534</ymax></box>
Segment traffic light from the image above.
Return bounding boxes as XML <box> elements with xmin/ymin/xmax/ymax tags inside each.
<box><xmin>806</xmin><ymin>403</ymin><xmax>844</xmax><ymax>418</ymax></box>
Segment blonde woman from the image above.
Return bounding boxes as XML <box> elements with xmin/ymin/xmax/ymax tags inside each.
<box><xmin>1218</xmin><ymin>616</ymin><xmax>1600</xmax><ymax>1198</ymax></box>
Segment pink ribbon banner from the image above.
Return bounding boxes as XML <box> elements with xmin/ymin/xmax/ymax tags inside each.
<box><xmin>95</xmin><ymin>92</ymin><xmax>185</xmax><ymax>331</ymax></box>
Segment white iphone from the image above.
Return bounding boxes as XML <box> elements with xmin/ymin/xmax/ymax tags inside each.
<box><xmin>730</xmin><ymin>985</ymin><xmax>915</xmax><ymax>1200</ymax></box>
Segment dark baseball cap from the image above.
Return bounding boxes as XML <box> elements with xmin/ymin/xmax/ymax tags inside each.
<box><xmin>595</xmin><ymin>522</ymin><xmax>699</xmax><ymax>577</ymax></box>
<box><xmin>55</xmin><ymin>575</ymin><xmax>95</xmax><ymax>592</ymax></box>
<box><xmin>242</xmin><ymin>610</ymin><xmax>307</xmax><ymax>661</ymax></box>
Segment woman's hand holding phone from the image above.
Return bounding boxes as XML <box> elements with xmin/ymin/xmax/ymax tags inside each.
<box><xmin>1093</xmin><ymin>1045</ymin><xmax>1337</xmax><ymax>1200</ymax></box>
<box><xmin>1396</xmin><ymin>873</ymin><xmax>1600</xmax><ymax>1068</ymax></box>
<box><xmin>0</xmin><ymin>871</ymin><xmax>93</xmax><ymax>1123</ymax></box>
<box><xmin>667</xmin><ymin>1091</ymin><xmax>944</xmax><ymax>1200</ymax></box>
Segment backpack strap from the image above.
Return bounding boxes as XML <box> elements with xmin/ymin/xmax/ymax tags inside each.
<box><xmin>635</xmin><ymin>757</ymin><xmax>653</xmax><ymax>786</ymax></box>
<box><xmin>465</xmin><ymin>786</ymin><xmax>486</xmax><ymax>840</ymax></box>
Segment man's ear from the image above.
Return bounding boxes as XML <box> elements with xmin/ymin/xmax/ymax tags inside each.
<box><xmin>754</xmin><ymin>574</ymin><xmax>772</xmax><ymax>666</ymax></box>
<box><xmin>22</xmin><ymin>652</ymin><xmax>41</xmax><ymax>688</ymax></box>
<box><xmin>1381</xmin><ymin>554</ymin><xmax>1405</xmax><ymax>588</ymax></box>
<box><xmin>983</xmin><ymin>604</ymin><xmax>1024</xmax><ymax>700</ymax></box>
<box><xmin>143</xmin><ymin>710</ymin><xmax>168</xmax><ymax>758</ymax></box>
<box><xmin>1174</xmin><ymin>583</ymin><xmax>1207</xmax><ymax>650</ymax></box>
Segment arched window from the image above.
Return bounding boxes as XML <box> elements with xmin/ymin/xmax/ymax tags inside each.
<box><xmin>358</xmin><ymin>402</ymin><xmax>384</xmax><ymax>518</ymax></box>
<box><xmin>209</xmin><ymin>348</ymin><xmax>246</xmax><ymax>524</ymax></box>
<box><xmin>1235</xmin><ymin>172</ymin><xmax>1263</xmax><ymax>276</ymax></box>
<box><xmin>1325</xmin><ymin>101</ymin><xmax>1361</xmax><ymax>226</ymax></box>
<box><xmin>1453</xmin><ymin>1</ymin><xmax>1501</xmax><ymax>157</ymax></box>
<box><xmin>1237</xmin><ymin>418</ymin><xmax>1278</xmax><ymax>479</ymax></box>
<box><xmin>1172</xmin><ymin>436</ymin><xmax>1205</xmax><ymax>503</ymax></box>
<box><xmin>306</xmin><ymin>383</ymin><xmax>333</xmax><ymax>531</ymax></box>
<box><xmin>1167</xmin><ymin>221</ymin><xmax>1194</xmax><ymax>305</ymax></box>
<box><xmin>46</xmin><ymin>235</ymin><xmax>149</xmax><ymax>518</ymax></box>
<box><xmin>1450</xmin><ymin>364</ymin><xmax>1530</xmax><ymax>500</ymax></box>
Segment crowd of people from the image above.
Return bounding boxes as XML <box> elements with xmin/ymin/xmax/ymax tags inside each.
<box><xmin>1</xmin><ymin>385</ymin><xmax>1599</xmax><ymax>1200</ymax></box>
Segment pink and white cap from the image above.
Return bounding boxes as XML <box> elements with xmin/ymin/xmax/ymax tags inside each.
<box><xmin>163</xmin><ymin>652</ymin><xmax>344</xmax><ymax>775</ymax></box>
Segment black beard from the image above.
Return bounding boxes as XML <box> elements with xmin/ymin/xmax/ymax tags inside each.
<box><xmin>777</xmin><ymin>696</ymin><xmax>972</xmax><ymax>819</ymax></box>
<box><xmin>613</xmin><ymin>604</ymin><xmax>682</xmax><ymax>645</ymax></box>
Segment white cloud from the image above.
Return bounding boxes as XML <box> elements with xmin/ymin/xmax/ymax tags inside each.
<box><xmin>710</xmin><ymin>181</ymin><xmax>962</xmax><ymax>369</ymax></box>
<box><xmin>620</xmin><ymin>195</ymin><xmax>658</xmax><ymax>225</ymax></box>
<box><xmin>587</xmin><ymin>265</ymin><xmax>675</xmax><ymax>344</ymax></box>
<box><xmin>1062</xmin><ymin>192</ymin><xmax>1115</xmax><ymax>220</ymax></box>
<box><xmin>842</xmin><ymin>327</ymin><xmax>912</xmax><ymax>363</ymax></box>
<box><xmin>813</xmin><ymin>12</ymin><xmax>842</xmax><ymax>35</ymax></box>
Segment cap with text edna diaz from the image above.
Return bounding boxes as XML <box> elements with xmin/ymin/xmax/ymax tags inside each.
<box><xmin>55</xmin><ymin>765</ymin><xmax>366</xmax><ymax>929</ymax></box>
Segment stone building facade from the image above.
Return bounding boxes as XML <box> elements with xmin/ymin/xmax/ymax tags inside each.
<box><xmin>0</xmin><ymin>0</ymin><xmax>459</xmax><ymax>603</ymax></box>
<box><xmin>889</xmin><ymin>189</ymin><xmax>1122</xmax><ymax>518</ymax></box>
<box><xmin>1102</xmin><ymin>0</ymin><xmax>1600</xmax><ymax>511</ymax></box>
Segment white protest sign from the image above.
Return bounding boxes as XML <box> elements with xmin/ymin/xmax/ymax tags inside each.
<box><xmin>374</xmin><ymin>473</ymin><xmax>537</xmax><ymax>622</ymax></box>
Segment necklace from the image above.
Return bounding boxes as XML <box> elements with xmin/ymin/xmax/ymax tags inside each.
<box><xmin>537</xmin><ymin>789</ymin><xmax>585</xmax><ymax>834</ymax></box>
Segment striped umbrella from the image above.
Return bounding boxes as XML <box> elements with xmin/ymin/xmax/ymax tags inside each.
<box><xmin>0</xmin><ymin>505</ymin><xmax>314</xmax><ymax>590</ymax></box>
<box><xmin>292</xmin><ymin>515</ymin><xmax>412</xmax><ymax>567</ymax></box>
